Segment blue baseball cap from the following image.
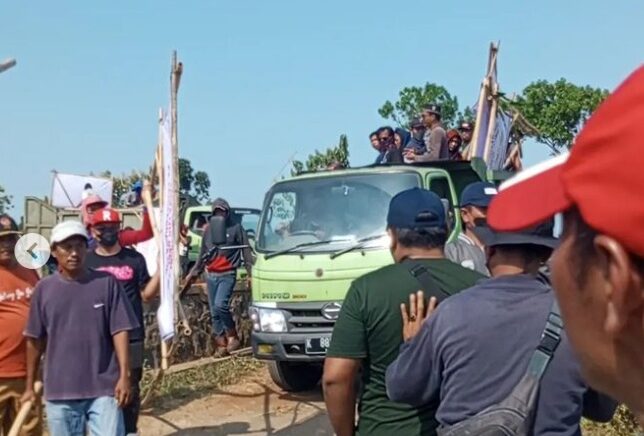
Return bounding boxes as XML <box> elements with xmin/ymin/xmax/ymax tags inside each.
<box><xmin>460</xmin><ymin>182</ymin><xmax>498</xmax><ymax>208</ymax></box>
<box><xmin>387</xmin><ymin>188</ymin><xmax>446</xmax><ymax>230</ymax></box>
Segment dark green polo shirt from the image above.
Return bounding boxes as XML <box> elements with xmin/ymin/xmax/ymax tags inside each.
<box><xmin>327</xmin><ymin>258</ymin><xmax>483</xmax><ymax>436</ymax></box>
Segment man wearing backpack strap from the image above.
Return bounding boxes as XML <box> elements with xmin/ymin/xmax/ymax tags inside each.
<box><xmin>323</xmin><ymin>188</ymin><xmax>483</xmax><ymax>436</ymax></box>
<box><xmin>385</xmin><ymin>221</ymin><xmax>617</xmax><ymax>435</ymax></box>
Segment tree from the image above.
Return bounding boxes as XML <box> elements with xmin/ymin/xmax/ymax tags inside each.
<box><xmin>0</xmin><ymin>184</ymin><xmax>12</xmax><ymax>213</ymax></box>
<box><xmin>178</xmin><ymin>158</ymin><xmax>211</xmax><ymax>203</ymax></box>
<box><xmin>101</xmin><ymin>157</ymin><xmax>212</xmax><ymax>207</ymax></box>
<box><xmin>513</xmin><ymin>79</ymin><xmax>608</xmax><ymax>154</ymax></box>
<box><xmin>378</xmin><ymin>83</ymin><xmax>461</xmax><ymax>128</ymax></box>
<box><xmin>193</xmin><ymin>171</ymin><xmax>211</xmax><ymax>203</ymax></box>
<box><xmin>292</xmin><ymin>134</ymin><xmax>350</xmax><ymax>176</ymax></box>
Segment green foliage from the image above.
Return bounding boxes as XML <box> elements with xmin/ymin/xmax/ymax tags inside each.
<box><xmin>99</xmin><ymin>170</ymin><xmax>140</xmax><ymax>208</ymax></box>
<box><xmin>179</xmin><ymin>158</ymin><xmax>212</xmax><ymax>203</ymax></box>
<box><xmin>102</xmin><ymin>157</ymin><xmax>212</xmax><ymax>207</ymax></box>
<box><xmin>291</xmin><ymin>134</ymin><xmax>350</xmax><ymax>176</ymax></box>
<box><xmin>0</xmin><ymin>184</ymin><xmax>12</xmax><ymax>213</ymax></box>
<box><xmin>378</xmin><ymin>83</ymin><xmax>461</xmax><ymax>128</ymax></box>
<box><xmin>193</xmin><ymin>171</ymin><xmax>211</xmax><ymax>203</ymax></box>
<box><xmin>582</xmin><ymin>405</ymin><xmax>642</xmax><ymax>435</ymax></box>
<box><xmin>512</xmin><ymin>79</ymin><xmax>608</xmax><ymax>154</ymax></box>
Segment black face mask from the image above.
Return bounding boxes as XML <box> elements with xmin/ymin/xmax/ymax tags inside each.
<box><xmin>473</xmin><ymin>217</ymin><xmax>488</xmax><ymax>228</ymax></box>
<box><xmin>97</xmin><ymin>229</ymin><xmax>119</xmax><ymax>247</ymax></box>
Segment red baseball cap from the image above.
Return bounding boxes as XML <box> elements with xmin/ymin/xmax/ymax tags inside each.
<box><xmin>488</xmin><ymin>65</ymin><xmax>644</xmax><ymax>257</ymax></box>
<box><xmin>91</xmin><ymin>208</ymin><xmax>122</xmax><ymax>226</ymax></box>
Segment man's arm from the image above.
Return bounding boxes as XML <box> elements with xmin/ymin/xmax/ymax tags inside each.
<box><xmin>119</xmin><ymin>207</ymin><xmax>154</xmax><ymax>246</ymax></box>
<box><xmin>323</xmin><ymin>358</ymin><xmax>360</xmax><ymax>436</ymax></box>
<box><xmin>385</xmin><ymin>316</ymin><xmax>442</xmax><ymax>407</ymax></box>
<box><xmin>21</xmin><ymin>338</ymin><xmax>44</xmax><ymax>403</ymax></box>
<box><xmin>112</xmin><ymin>330</ymin><xmax>131</xmax><ymax>407</ymax></box>
<box><xmin>141</xmin><ymin>270</ymin><xmax>160</xmax><ymax>302</ymax></box>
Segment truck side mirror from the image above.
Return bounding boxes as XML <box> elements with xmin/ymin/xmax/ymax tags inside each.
<box><xmin>208</xmin><ymin>216</ymin><xmax>227</xmax><ymax>245</ymax></box>
<box><xmin>441</xmin><ymin>199</ymin><xmax>455</xmax><ymax>233</ymax></box>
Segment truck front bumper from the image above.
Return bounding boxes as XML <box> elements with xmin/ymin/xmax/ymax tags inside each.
<box><xmin>251</xmin><ymin>330</ymin><xmax>332</xmax><ymax>362</ymax></box>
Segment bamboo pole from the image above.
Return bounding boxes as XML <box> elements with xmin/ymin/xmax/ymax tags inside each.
<box><xmin>169</xmin><ymin>51</ymin><xmax>183</xmax><ymax>369</ymax></box>
<box><xmin>8</xmin><ymin>382</ymin><xmax>42</xmax><ymax>436</ymax></box>
<box><xmin>467</xmin><ymin>78</ymin><xmax>489</xmax><ymax>160</ymax></box>
<box><xmin>483</xmin><ymin>82</ymin><xmax>499</xmax><ymax>163</ymax></box>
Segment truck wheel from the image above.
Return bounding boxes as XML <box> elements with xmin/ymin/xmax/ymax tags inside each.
<box><xmin>267</xmin><ymin>361</ymin><xmax>323</xmax><ymax>392</ymax></box>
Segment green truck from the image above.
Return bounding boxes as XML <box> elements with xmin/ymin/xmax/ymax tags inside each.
<box><xmin>250</xmin><ymin>160</ymin><xmax>509</xmax><ymax>391</ymax></box>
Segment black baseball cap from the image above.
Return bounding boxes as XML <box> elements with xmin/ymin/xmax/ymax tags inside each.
<box><xmin>423</xmin><ymin>104</ymin><xmax>441</xmax><ymax>116</ymax></box>
<box><xmin>387</xmin><ymin>188</ymin><xmax>446</xmax><ymax>230</ymax></box>
<box><xmin>460</xmin><ymin>182</ymin><xmax>498</xmax><ymax>208</ymax></box>
<box><xmin>473</xmin><ymin>219</ymin><xmax>558</xmax><ymax>249</ymax></box>
<box><xmin>409</xmin><ymin>118</ymin><xmax>424</xmax><ymax>128</ymax></box>
<box><xmin>459</xmin><ymin>121</ymin><xmax>474</xmax><ymax>131</ymax></box>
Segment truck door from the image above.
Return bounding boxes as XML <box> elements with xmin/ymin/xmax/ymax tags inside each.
<box><xmin>426</xmin><ymin>173</ymin><xmax>460</xmax><ymax>240</ymax></box>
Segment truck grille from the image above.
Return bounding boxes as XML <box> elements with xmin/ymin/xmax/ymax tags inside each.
<box><xmin>284</xmin><ymin>307</ymin><xmax>336</xmax><ymax>333</ymax></box>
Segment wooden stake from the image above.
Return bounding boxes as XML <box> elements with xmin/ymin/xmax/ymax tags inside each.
<box><xmin>8</xmin><ymin>382</ymin><xmax>42</xmax><ymax>436</ymax></box>
<box><xmin>169</xmin><ymin>51</ymin><xmax>182</xmax><ymax>371</ymax></box>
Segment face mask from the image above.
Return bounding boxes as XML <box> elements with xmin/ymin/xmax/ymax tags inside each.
<box><xmin>97</xmin><ymin>229</ymin><xmax>119</xmax><ymax>247</ymax></box>
<box><xmin>412</xmin><ymin>131</ymin><xmax>424</xmax><ymax>141</ymax></box>
<box><xmin>473</xmin><ymin>217</ymin><xmax>488</xmax><ymax>228</ymax></box>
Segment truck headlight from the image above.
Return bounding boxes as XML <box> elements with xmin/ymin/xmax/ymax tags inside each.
<box><xmin>250</xmin><ymin>307</ymin><xmax>287</xmax><ymax>333</ymax></box>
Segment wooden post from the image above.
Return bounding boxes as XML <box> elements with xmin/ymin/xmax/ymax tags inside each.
<box><xmin>167</xmin><ymin>51</ymin><xmax>183</xmax><ymax>370</ymax></box>
<box><xmin>8</xmin><ymin>382</ymin><xmax>42</xmax><ymax>436</ymax></box>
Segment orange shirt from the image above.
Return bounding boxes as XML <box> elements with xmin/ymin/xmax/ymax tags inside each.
<box><xmin>0</xmin><ymin>264</ymin><xmax>38</xmax><ymax>378</ymax></box>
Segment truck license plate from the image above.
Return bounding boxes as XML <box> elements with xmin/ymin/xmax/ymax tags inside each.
<box><xmin>305</xmin><ymin>337</ymin><xmax>330</xmax><ymax>355</ymax></box>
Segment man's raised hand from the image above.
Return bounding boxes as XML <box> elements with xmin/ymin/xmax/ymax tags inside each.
<box><xmin>400</xmin><ymin>291</ymin><xmax>437</xmax><ymax>342</ymax></box>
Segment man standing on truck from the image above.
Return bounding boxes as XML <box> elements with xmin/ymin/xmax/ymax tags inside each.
<box><xmin>191</xmin><ymin>198</ymin><xmax>254</xmax><ymax>357</ymax></box>
<box><xmin>0</xmin><ymin>214</ymin><xmax>42</xmax><ymax>435</ymax></box>
<box><xmin>323</xmin><ymin>188</ymin><xmax>483</xmax><ymax>436</ymax></box>
<box><xmin>445</xmin><ymin>181</ymin><xmax>497</xmax><ymax>275</ymax></box>
<box><xmin>405</xmin><ymin>104</ymin><xmax>449</xmax><ymax>162</ymax></box>
<box><xmin>84</xmin><ymin>208</ymin><xmax>160</xmax><ymax>435</ymax></box>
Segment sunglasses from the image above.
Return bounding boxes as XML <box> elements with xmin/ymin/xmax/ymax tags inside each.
<box><xmin>378</xmin><ymin>136</ymin><xmax>392</xmax><ymax>142</ymax></box>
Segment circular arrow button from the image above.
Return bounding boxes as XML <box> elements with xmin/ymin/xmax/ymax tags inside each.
<box><xmin>15</xmin><ymin>233</ymin><xmax>51</xmax><ymax>270</ymax></box>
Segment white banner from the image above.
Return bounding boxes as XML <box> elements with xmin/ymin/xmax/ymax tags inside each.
<box><xmin>51</xmin><ymin>173</ymin><xmax>113</xmax><ymax>208</ymax></box>
<box><xmin>158</xmin><ymin>109</ymin><xmax>177</xmax><ymax>341</ymax></box>
<box><xmin>134</xmin><ymin>207</ymin><xmax>160</xmax><ymax>276</ymax></box>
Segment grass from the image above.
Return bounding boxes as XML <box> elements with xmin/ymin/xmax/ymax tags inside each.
<box><xmin>140</xmin><ymin>356</ymin><xmax>264</xmax><ymax>410</ymax></box>
<box><xmin>139</xmin><ymin>356</ymin><xmax>642</xmax><ymax>435</ymax></box>
<box><xmin>582</xmin><ymin>405</ymin><xmax>642</xmax><ymax>435</ymax></box>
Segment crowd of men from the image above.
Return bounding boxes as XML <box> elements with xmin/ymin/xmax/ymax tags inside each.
<box><xmin>1</xmin><ymin>67</ymin><xmax>643</xmax><ymax>436</ymax></box>
<box><xmin>323</xmin><ymin>65</ymin><xmax>644</xmax><ymax>435</ymax></box>
<box><xmin>0</xmin><ymin>188</ymin><xmax>252</xmax><ymax>434</ymax></box>
<box><xmin>370</xmin><ymin>104</ymin><xmax>476</xmax><ymax>165</ymax></box>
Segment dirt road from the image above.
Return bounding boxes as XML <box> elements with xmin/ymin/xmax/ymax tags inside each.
<box><xmin>139</xmin><ymin>365</ymin><xmax>333</xmax><ymax>435</ymax></box>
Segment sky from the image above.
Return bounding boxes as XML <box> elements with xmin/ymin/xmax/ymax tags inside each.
<box><xmin>1</xmin><ymin>1</ymin><xmax>643</xmax><ymax>219</ymax></box>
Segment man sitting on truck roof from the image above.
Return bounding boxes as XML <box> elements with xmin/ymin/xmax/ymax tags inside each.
<box><xmin>323</xmin><ymin>188</ymin><xmax>483</xmax><ymax>436</ymax></box>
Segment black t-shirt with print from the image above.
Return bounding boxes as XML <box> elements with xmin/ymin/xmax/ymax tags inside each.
<box><xmin>85</xmin><ymin>248</ymin><xmax>150</xmax><ymax>342</ymax></box>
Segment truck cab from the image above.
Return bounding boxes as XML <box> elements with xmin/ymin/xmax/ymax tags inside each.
<box><xmin>250</xmin><ymin>160</ymin><xmax>498</xmax><ymax>391</ymax></box>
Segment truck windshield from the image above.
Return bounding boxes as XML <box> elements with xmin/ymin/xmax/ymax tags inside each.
<box><xmin>257</xmin><ymin>172</ymin><xmax>421</xmax><ymax>253</ymax></box>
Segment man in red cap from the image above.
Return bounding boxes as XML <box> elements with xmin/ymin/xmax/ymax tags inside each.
<box><xmin>80</xmin><ymin>182</ymin><xmax>154</xmax><ymax>249</ymax></box>
<box><xmin>487</xmin><ymin>66</ymin><xmax>644</xmax><ymax>425</ymax></box>
<box><xmin>85</xmin><ymin>208</ymin><xmax>160</xmax><ymax>435</ymax></box>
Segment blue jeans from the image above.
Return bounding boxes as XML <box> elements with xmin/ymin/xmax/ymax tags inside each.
<box><xmin>46</xmin><ymin>396</ymin><xmax>124</xmax><ymax>436</ymax></box>
<box><xmin>206</xmin><ymin>272</ymin><xmax>236</xmax><ymax>336</ymax></box>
